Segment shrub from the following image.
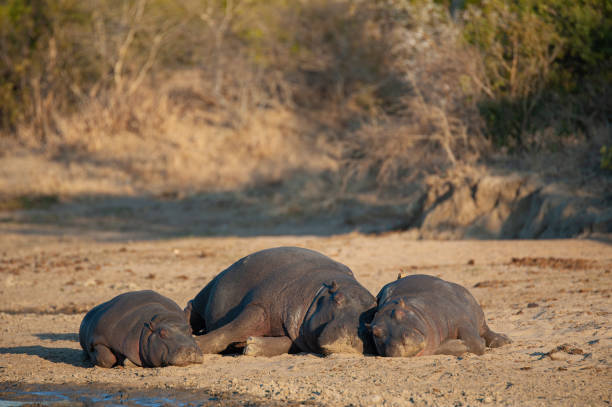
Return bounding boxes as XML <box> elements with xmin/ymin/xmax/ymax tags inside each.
<box><xmin>0</xmin><ymin>0</ymin><xmax>53</xmax><ymax>132</ymax></box>
<box><xmin>461</xmin><ymin>0</ymin><xmax>611</xmax><ymax>150</ymax></box>
<box><xmin>0</xmin><ymin>0</ymin><xmax>203</xmax><ymax>137</ymax></box>
<box><xmin>601</xmin><ymin>145</ymin><xmax>612</xmax><ymax>171</ymax></box>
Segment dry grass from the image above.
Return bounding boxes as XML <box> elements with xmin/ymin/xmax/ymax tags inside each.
<box><xmin>1</xmin><ymin>79</ymin><xmax>335</xmax><ymax>198</ymax></box>
<box><xmin>1</xmin><ymin>0</ymin><xmax>607</xmax><ymax>205</ymax></box>
<box><xmin>0</xmin><ymin>1</ymin><xmax>480</xmax><ymax>200</ymax></box>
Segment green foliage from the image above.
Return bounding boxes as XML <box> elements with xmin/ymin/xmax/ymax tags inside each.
<box><xmin>601</xmin><ymin>146</ymin><xmax>612</xmax><ymax>171</ymax></box>
<box><xmin>0</xmin><ymin>0</ymin><xmax>608</xmax><ymax>162</ymax></box>
<box><xmin>0</xmin><ymin>0</ymin><xmax>101</xmax><ymax>132</ymax></box>
<box><xmin>548</xmin><ymin>0</ymin><xmax>612</xmax><ymax>78</ymax></box>
<box><xmin>463</xmin><ymin>0</ymin><xmax>563</xmax><ymax>98</ymax></box>
<box><xmin>0</xmin><ymin>194</ymin><xmax>59</xmax><ymax>211</ymax></box>
<box><xmin>461</xmin><ymin>0</ymin><xmax>611</xmax><ymax>149</ymax></box>
<box><xmin>0</xmin><ymin>0</ymin><xmax>51</xmax><ymax>129</ymax></box>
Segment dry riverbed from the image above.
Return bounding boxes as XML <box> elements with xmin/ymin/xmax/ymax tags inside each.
<box><xmin>0</xmin><ymin>231</ymin><xmax>610</xmax><ymax>406</ymax></box>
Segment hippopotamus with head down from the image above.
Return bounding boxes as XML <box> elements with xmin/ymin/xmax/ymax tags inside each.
<box><xmin>370</xmin><ymin>274</ymin><xmax>511</xmax><ymax>357</ymax></box>
<box><xmin>185</xmin><ymin>247</ymin><xmax>377</xmax><ymax>356</ymax></box>
<box><xmin>79</xmin><ymin>290</ymin><xmax>203</xmax><ymax>367</ymax></box>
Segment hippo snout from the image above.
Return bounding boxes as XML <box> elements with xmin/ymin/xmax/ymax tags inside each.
<box><xmin>371</xmin><ymin>320</ymin><xmax>427</xmax><ymax>357</ymax></box>
<box><xmin>318</xmin><ymin>327</ymin><xmax>364</xmax><ymax>355</ymax></box>
<box><xmin>383</xmin><ymin>339</ymin><xmax>426</xmax><ymax>357</ymax></box>
<box><xmin>167</xmin><ymin>345</ymin><xmax>203</xmax><ymax>366</ymax></box>
<box><xmin>374</xmin><ymin>331</ymin><xmax>426</xmax><ymax>357</ymax></box>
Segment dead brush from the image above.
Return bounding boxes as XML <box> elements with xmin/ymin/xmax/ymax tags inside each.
<box><xmin>329</xmin><ymin>1</ymin><xmax>489</xmax><ymax>194</ymax></box>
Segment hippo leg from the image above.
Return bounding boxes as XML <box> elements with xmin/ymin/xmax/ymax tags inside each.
<box><xmin>185</xmin><ymin>300</ymin><xmax>207</xmax><ymax>335</ymax></box>
<box><xmin>243</xmin><ymin>336</ymin><xmax>294</xmax><ymax>357</ymax></box>
<box><xmin>482</xmin><ymin>326</ymin><xmax>512</xmax><ymax>348</ymax></box>
<box><xmin>458</xmin><ymin>325</ymin><xmax>486</xmax><ymax>355</ymax></box>
<box><xmin>195</xmin><ymin>305</ymin><xmax>267</xmax><ymax>354</ymax></box>
<box><xmin>434</xmin><ymin>339</ymin><xmax>468</xmax><ymax>356</ymax></box>
<box><xmin>121</xmin><ymin>358</ymin><xmax>139</xmax><ymax>368</ymax></box>
<box><xmin>92</xmin><ymin>344</ymin><xmax>117</xmax><ymax>368</ymax></box>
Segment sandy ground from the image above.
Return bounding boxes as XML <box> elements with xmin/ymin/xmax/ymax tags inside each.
<box><xmin>0</xmin><ymin>226</ymin><xmax>611</xmax><ymax>406</ymax></box>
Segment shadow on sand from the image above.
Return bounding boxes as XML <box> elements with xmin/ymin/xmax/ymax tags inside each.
<box><xmin>35</xmin><ymin>333</ymin><xmax>80</xmax><ymax>342</ymax></box>
<box><xmin>1</xmin><ymin>168</ymin><xmax>609</xmax><ymax>243</ymax></box>
<box><xmin>0</xmin><ymin>345</ymin><xmax>87</xmax><ymax>368</ymax></box>
<box><xmin>0</xmin><ymin>381</ymin><xmax>320</xmax><ymax>406</ymax></box>
<box><xmin>1</xmin><ymin>176</ymin><xmax>427</xmax><ymax>242</ymax></box>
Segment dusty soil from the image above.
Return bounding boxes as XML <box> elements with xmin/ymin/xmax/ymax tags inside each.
<box><xmin>0</xmin><ymin>227</ymin><xmax>611</xmax><ymax>406</ymax></box>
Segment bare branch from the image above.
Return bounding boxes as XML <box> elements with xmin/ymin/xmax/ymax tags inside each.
<box><xmin>114</xmin><ymin>0</ymin><xmax>148</xmax><ymax>92</ymax></box>
<box><xmin>127</xmin><ymin>33</ymin><xmax>163</xmax><ymax>96</ymax></box>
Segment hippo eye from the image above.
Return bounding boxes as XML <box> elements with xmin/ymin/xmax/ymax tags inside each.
<box><xmin>158</xmin><ymin>328</ymin><xmax>169</xmax><ymax>338</ymax></box>
<box><xmin>391</xmin><ymin>309</ymin><xmax>405</xmax><ymax>320</ymax></box>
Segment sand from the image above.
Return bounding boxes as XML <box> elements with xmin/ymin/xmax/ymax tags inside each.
<box><xmin>0</xmin><ymin>229</ymin><xmax>610</xmax><ymax>406</ymax></box>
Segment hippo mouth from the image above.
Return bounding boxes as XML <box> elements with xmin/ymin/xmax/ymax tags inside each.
<box><xmin>318</xmin><ymin>323</ymin><xmax>364</xmax><ymax>355</ymax></box>
<box><xmin>167</xmin><ymin>346</ymin><xmax>203</xmax><ymax>366</ymax></box>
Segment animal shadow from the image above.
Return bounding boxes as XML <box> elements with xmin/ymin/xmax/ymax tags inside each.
<box><xmin>0</xmin><ymin>345</ymin><xmax>88</xmax><ymax>367</ymax></box>
<box><xmin>35</xmin><ymin>333</ymin><xmax>79</xmax><ymax>342</ymax></box>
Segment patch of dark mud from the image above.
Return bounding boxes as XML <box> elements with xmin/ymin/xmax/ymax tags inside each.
<box><xmin>0</xmin><ymin>253</ymin><xmax>96</xmax><ymax>275</ymax></box>
<box><xmin>509</xmin><ymin>257</ymin><xmax>597</xmax><ymax>270</ymax></box>
<box><xmin>472</xmin><ymin>278</ymin><xmax>530</xmax><ymax>288</ymax></box>
<box><xmin>0</xmin><ymin>382</ymin><xmax>317</xmax><ymax>407</ymax></box>
<box><xmin>530</xmin><ymin>344</ymin><xmax>587</xmax><ymax>361</ymax></box>
<box><xmin>473</xmin><ymin>280</ymin><xmax>509</xmax><ymax>288</ymax></box>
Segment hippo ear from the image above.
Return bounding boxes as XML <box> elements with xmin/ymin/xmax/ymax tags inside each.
<box><xmin>329</xmin><ymin>281</ymin><xmax>339</xmax><ymax>294</ymax></box>
<box><xmin>372</xmin><ymin>326</ymin><xmax>384</xmax><ymax>338</ymax></box>
<box><xmin>183</xmin><ymin>300</ymin><xmax>193</xmax><ymax>322</ymax></box>
<box><xmin>391</xmin><ymin>309</ymin><xmax>405</xmax><ymax>320</ymax></box>
<box><xmin>397</xmin><ymin>272</ymin><xmax>402</xmax><ymax>280</ymax></box>
<box><xmin>398</xmin><ymin>298</ymin><xmax>406</xmax><ymax>309</ymax></box>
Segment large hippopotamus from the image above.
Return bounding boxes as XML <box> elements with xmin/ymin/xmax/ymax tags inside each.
<box><xmin>370</xmin><ymin>274</ymin><xmax>511</xmax><ymax>357</ymax></box>
<box><xmin>185</xmin><ymin>247</ymin><xmax>377</xmax><ymax>356</ymax></box>
<box><xmin>79</xmin><ymin>290</ymin><xmax>203</xmax><ymax>368</ymax></box>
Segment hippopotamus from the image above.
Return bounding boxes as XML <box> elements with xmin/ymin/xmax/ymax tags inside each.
<box><xmin>79</xmin><ymin>290</ymin><xmax>203</xmax><ymax>368</ymax></box>
<box><xmin>370</xmin><ymin>274</ymin><xmax>511</xmax><ymax>357</ymax></box>
<box><xmin>184</xmin><ymin>247</ymin><xmax>377</xmax><ymax>356</ymax></box>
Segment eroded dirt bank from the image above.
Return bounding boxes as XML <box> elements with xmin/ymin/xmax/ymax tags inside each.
<box><xmin>0</xmin><ymin>232</ymin><xmax>610</xmax><ymax>406</ymax></box>
<box><xmin>2</xmin><ymin>168</ymin><xmax>610</xmax><ymax>241</ymax></box>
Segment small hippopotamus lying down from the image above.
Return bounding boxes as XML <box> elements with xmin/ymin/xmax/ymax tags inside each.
<box><xmin>79</xmin><ymin>290</ymin><xmax>203</xmax><ymax>368</ymax></box>
<box><xmin>370</xmin><ymin>274</ymin><xmax>511</xmax><ymax>357</ymax></box>
<box><xmin>185</xmin><ymin>247</ymin><xmax>377</xmax><ymax>356</ymax></box>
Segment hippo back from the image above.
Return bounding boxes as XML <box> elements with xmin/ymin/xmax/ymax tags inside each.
<box><xmin>378</xmin><ymin>274</ymin><xmax>484</xmax><ymax>323</ymax></box>
<box><xmin>192</xmin><ymin>247</ymin><xmax>356</xmax><ymax>333</ymax></box>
